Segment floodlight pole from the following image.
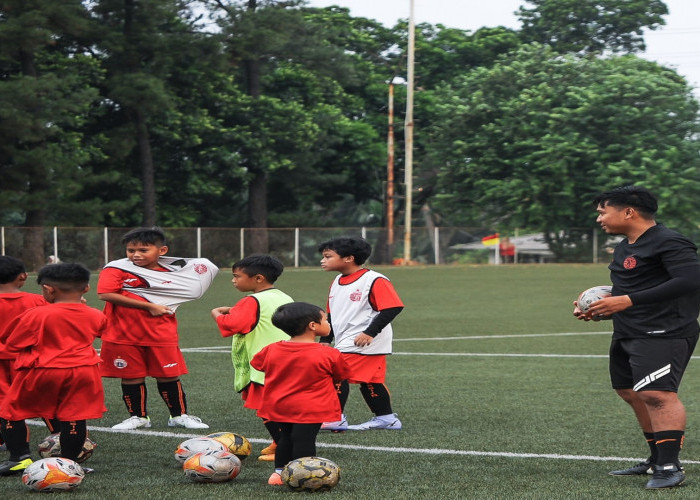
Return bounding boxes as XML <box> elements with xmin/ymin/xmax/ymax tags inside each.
<box><xmin>403</xmin><ymin>0</ymin><xmax>415</xmax><ymax>265</ymax></box>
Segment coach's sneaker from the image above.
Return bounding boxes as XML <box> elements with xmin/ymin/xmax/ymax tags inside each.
<box><xmin>112</xmin><ymin>416</ymin><xmax>151</xmax><ymax>430</ymax></box>
<box><xmin>0</xmin><ymin>455</ymin><xmax>32</xmax><ymax>476</ymax></box>
<box><xmin>645</xmin><ymin>463</ymin><xmax>685</xmax><ymax>489</ymax></box>
<box><xmin>347</xmin><ymin>413</ymin><xmax>402</xmax><ymax>431</ymax></box>
<box><xmin>608</xmin><ymin>459</ymin><xmax>653</xmax><ymax>476</ymax></box>
<box><xmin>168</xmin><ymin>414</ymin><xmax>209</xmax><ymax>429</ymax></box>
<box><xmin>320</xmin><ymin>415</ymin><xmax>348</xmax><ymax>432</ymax></box>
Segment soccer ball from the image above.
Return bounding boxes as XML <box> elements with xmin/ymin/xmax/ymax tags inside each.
<box><xmin>38</xmin><ymin>433</ymin><xmax>97</xmax><ymax>463</ymax></box>
<box><xmin>281</xmin><ymin>456</ymin><xmax>340</xmax><ymax>492</ymax></box>
<box><xmin>22</xmin><ymin>457</ymin><xmax>84</xmax><ymax>492</ymax></box>
<box><xmin>206</xmin><ymin>432</ymin><xmax>252</xmax><ymax>460</ymax></box>
<box><xmin>576</xmin><ymin>285</ymin><xmax>612</xmax><ymax>313</ymax></box>
<box><xmin>174</xmin><ymin>437</ymin><xmax>227</xmax><ymax>464</ymax></box>
<box><xmin>183</xmin><ymin>450</ymin><xmax>242</xmax><ymax>483</ymax></box>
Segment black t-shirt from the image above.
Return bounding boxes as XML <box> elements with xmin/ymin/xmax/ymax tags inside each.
<box><xmin>610</xmin><ymin>224</ymin><xmax>700</xmax><ymax>339</ymax></box>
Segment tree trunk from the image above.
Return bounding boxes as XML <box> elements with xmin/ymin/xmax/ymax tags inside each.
<box><xmin>136</xmin><ymin>109</ymin><xmax>157</xmax><ymax>226</ymax></box>
<box><xmin>248</xmin><ymin>169</ymin><xmax>269</xmax><ymax>253</ymax></box>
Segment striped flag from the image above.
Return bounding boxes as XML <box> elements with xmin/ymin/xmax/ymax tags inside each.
<box><xmin>481</xmin><ymin>233</ymin><xmax>500</xmax><ymax>246</ymax></box>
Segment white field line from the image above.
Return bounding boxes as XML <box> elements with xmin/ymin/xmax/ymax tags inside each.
<box><xmin>24</xmin><ymin>420</ymin><xmax>700</xmax><ymax>466</ymax></box>
<box><xmin>394</xmin><ymin>331</ymin><xmax>612</xmax><ymax>342</ymax></box>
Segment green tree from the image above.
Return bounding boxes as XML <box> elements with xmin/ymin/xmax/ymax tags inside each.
<box><xmin>518</xmin><ymin>0</ymin><xmax>668</xmax><ymax>53</ymax></box>
<box><xmin>0</xmin><ymin>0</ymin><xmax>102</xmax><ymax>268</ymax></box>
<box><xmin>427</xmin><ymin>44</ymin><xmax>700</xmax><ymax>259</ymax></box>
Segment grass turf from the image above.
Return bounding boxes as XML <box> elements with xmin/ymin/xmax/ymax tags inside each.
<box><xmin>2</xmin><ymin>263</ymin><xmax>700</xmax><ymax>498</ymax></box>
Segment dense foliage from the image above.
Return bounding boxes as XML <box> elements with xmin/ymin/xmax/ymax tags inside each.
<box><xmin>1</xmin><ymin>0</ymin><xmax>698</xmax><ymax>264</ymax></box>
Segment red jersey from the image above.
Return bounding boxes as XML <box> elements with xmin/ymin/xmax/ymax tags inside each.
<box><xmin>215</xmin><ymin>296</ymin><xmax>258</xmax><ymax>336</ymax></box>
<box><xmin>251</xmin><ymin>342</ymin><xmax>351</xmax><ymax>423</ymax></box>
<box><xmin>2</xmin><ymin>303</ymin><xmax>105</xmax><ymax>369</ymax></box>
<box><xmin>97</xmin><ymin>266</ymin><xmax>179</xmax><ymax>346</ymax></box>
<box><xmin>0</xmin><ymin>292</ymin><xmax>47</xmax><ymax>360</ymax></box>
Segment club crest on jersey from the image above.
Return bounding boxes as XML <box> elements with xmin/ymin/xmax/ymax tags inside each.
<box><xmin>624</xmin><ymin>256</ymin><xmax>637</xmax><ymax>269</ymax></box>
<box><xmin>194</xmin><ymin>263</ymin><xmax>208</xmax><ymax>274</ymax></box>
<box><xmin>350</xmin><ymin>289</ymin><xmax>362</xmax><ymax>302</ymax></box>
<box><xmin>114</xmin><ymin>357</ymin><xmax>128</xmax><ymax>369</ymax></box>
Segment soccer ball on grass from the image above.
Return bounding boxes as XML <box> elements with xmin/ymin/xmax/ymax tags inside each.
<box><xmin>206</xmin><ymin>431</ymin><xmax>252</xmax><ymax>460</ymax></box>
<box><xmin>174</xmin><ymin>437</ymin><xmax>227</xmax><ymax>464</ymax></box>
<box><xmin>281</xmin><ymin>456</ymin><xmax>340</xmax><ymax>492</ymax></box>
<box><xmin>22</xmin><ymin>457</ymin><xmax>84</xmax><ymax>492</ymax></box>
<box><xmin>183</xmin><ymin>450</ymin><xmax>241</xmax><ymax>482</ymax></box>
<box><xmin>38</xmin><ymin>432</ymin><xmax>97</xmax><ymax>463</ymax></box>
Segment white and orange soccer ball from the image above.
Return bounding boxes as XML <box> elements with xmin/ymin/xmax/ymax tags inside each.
<box><xmin>22</xmin><ymin>457</ymin><xmax>85</xmax><ymax>492</ymax></box>
<box><xmin>183</xmin><ymin>450</ymin><xmax>242</xmax><ymax>483</ymax></box>
<box><xmin>174</xmin><ymin>437</ymin><xmax>227</xmax><ymax>464</ymax></box>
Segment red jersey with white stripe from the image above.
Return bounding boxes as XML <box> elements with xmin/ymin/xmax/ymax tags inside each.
<box><xmin>97</xmin><ymin>266</ymin><xmax>179</xmax><ymax>346</ymax></box>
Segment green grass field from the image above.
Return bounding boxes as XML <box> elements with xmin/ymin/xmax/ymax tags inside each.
<box><xmin>3</xmin><ymin>263</ymin><xmax>700</xmax><ymax>498</ymax></box>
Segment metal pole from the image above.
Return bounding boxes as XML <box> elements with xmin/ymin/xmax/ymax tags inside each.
<box><xmin>294</xmin><ymin>227</ymin><xmax>299</xmax><ymax>268</ymax></box>
<box><xmin>104</xmin><ymin>227</ymin><xmax>109</xmax><ymax>267</ymax></box>
<box><xmin>387</xmin><ymin>82</ymin><xmax>395</xmax><ymax>247</ymax></box>
<box><xmin>197</xmin><ymin>227</ymin><xmax>202</xmax><ymax>258</ymax></box>
<box><xmin>403</xmin><ymin>0</ymin><xmax>415</xmax><ymax>265</ymax></box>
<box><xmin>53</xmin><ymin>226</ymin><xmax>58</xmax><ymax>261</ymax></box>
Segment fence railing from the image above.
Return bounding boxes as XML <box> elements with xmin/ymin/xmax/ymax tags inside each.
<box><xmin>1</xmin><ymin>226</ymin><xmax>613</xmax><ymax>271</ymax></box>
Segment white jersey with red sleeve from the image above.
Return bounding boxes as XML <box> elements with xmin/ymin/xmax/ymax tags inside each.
<box><xmin>328</xmin><ymin>269</ymin><xmax>403</xmax><ymax>355</ymax></box>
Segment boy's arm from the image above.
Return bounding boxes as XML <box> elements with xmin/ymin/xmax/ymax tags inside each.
<box><xmin>97</xmin><ymin>292</ymin><xmax>173</xmax><ymax>316</ymax></box>
<box><xmin>212</xmin><ymin>297</ymin><xmax>259</xmax><ymax>337</ymax></box>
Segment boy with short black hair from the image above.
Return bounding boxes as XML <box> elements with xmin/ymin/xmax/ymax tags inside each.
<box><xmin>252</xmin><ymin>302</ymin><xmax>350</xmax><ymax>485</ymax></box>
<box><xmin>0</xmin><ymin>263</ymin><xmax>106</xmax><ymax>475</ymax></box>
<box><xmin>0</xmin><ymin>256</ymin><xmax>51</xmax><ymax>455</ymax></box>
<box><xmin>317</xmin><ymin>237</ymin><xmax>404</xmax><ymax>431</ymax></box>
<box><xmin>98</xmin><ymin>227</ymin><xmax>218</xmax><ymax>430</ymax></box>
<box><xmin>211</xmin><ymin>254</ymin><xmax>293</xmax><ymax>461</ymax></box>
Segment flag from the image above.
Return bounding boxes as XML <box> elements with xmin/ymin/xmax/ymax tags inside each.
<box><xmin>481</xmin><ymin>233</ymin><xmax>500</xmax><ymax>246</ymax></box>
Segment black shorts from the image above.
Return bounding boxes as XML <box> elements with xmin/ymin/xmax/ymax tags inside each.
<box><xmin>609</xmin><ymin>337</ymin><xmax>698</xmax><ymax>392</ymax></box>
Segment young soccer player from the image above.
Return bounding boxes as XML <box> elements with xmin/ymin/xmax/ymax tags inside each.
<box><xmin>0</xmin><ymin>256</ymin><xmax>54</xmax><ymax>455</ymax></box>
<box><xmin>317</xmin><ymin>237</ymin><xmax>404</xmax><ymax>431</ymax></box>
<box><xmin>0</xmin><ymin>263</ymin><xmax>106</xmax><ymax>475</ymax></box>
<box><xmin>210</xmin><ymin>254</ymin><xmax>293</xmax><ymax>461</ymax></box>
<box><xmin>251</xmin><ymin>302</ymin><xmax>351</xmax><ymax>485</ymax></box>
<box><xmin>98</xmin><ymin>227</ymin><xmax>218</xmax><ymax>430</ymax></box>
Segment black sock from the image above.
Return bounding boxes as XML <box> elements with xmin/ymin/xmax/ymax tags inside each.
<box><xmin>360</xmin><ymin>383</ymin><xmax>393</xmax><ymax>416</ymax></box>
<box><xmin>43</xmin><ymin>418</ymin><xmax>62</xmax><ymax>434</ymax></box>
<box><xmin>654</xmin><ymin>430</ymin><xmax>684</xmax><ymax>467</ymax></box>
<box><xmin>121</xmin><ymin>383</ymin><xmax>147</xmax><ymax>417</ymax></box>
<box><xmin>0</xmin><ymin>419</ymin><xmax>31</xmax><ymax>460</ymax></box>
<box><xmin>644</xmin><ymin>431</ymin><xmax>657</xmax><ymax>463</ymax></box>
<box><xmin>158</xmin><ymin>379</ymin><xmax>186</xmax><ymax>417</ymax></box>
<box><xmin>337</xmin><ymin>380</ymin><xmax>349</xmax><ymax>411</ymax></box>
<box><xmin>264</xmin><ymin>419</ymin><xmax>282</xmax><ymax>443</ymax></box>
<box><xmin>59</xmin><ymin>421</ymin><xmax>87</xmax><ymax>461</ymax></box>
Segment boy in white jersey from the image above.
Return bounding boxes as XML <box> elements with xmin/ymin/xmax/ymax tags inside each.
<box><xmin>317</xmin><ymin>237</ymin><xmax>404</xmax><ymax>431</ymax></box>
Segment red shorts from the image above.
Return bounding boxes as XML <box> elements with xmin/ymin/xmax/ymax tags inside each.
<box><xmin>342</xmin><ymin>353</ymin><xmax>387</xmax><ymax>384</ymax></box>
<box><xmin>0</xmin><ymin>366</ymin><xmax>106</xmax><ymax>421</ymax></box>
<box><xmin>241</xmin><ymin>382</ymin><xmax>264</xmax><ymax>411</ymax></box>
<box><xmin>0</xmin><ymin>359</ymin><xmax>12</xmax><ymax>398</ymax></box>
<box><xmin>100</xmin><ymin>342</ymin><xmax>188</xmax><ymax>378</ymax></box>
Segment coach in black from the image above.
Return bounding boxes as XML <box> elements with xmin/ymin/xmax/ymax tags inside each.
<box><xmin>574</xmin><ymin>186</ymin><xmax>700</xmax><ymax>490</ymax></box>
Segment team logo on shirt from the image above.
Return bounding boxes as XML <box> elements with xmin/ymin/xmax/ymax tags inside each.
<box><xmin>350</xmin><ymin>289</ymin><xmax>362</xmax><ymax>302</ymax></box>
<box><xmin>623</xmin><ymin>256</ymin><xmax>637</xmax><ymax>269</ymax></box>
<box><xmin>114</xmin><ymin>357</ymin><xmax>128</xmax><ymax>369</ymax></box>
<box><xmin>194</xmin><ymin>263</ymin><xmax>208</xmax><ymax>274</ymax></box>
